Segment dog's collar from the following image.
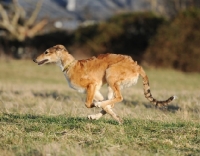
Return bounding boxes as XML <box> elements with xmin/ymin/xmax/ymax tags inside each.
<box><xmin>62</xmin><ymin>60</ymin><xmax>76</xmax><ymax>72</ymax></box>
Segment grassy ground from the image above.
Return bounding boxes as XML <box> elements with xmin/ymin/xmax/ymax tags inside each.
<box><xmin>0</xmin><ymin>59</ymin><xmax>199</xmax><ymax>156</ymax></box>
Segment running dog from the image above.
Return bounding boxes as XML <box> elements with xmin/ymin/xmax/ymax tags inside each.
<box><xmin>33</xmin><ymin>45</ymin><xmax>175</xmax><ymax>124</ymax></box>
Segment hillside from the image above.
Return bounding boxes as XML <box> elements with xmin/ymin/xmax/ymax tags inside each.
<box><xmin>13</xmin><ymin>0</ymin><xmax>154</xmax><ymax>31</ymax></box>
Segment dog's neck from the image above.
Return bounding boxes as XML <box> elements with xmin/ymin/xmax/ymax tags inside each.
<box><xmin>62</xmin><ymin>60</ymin><xmax>76</xmax><ymax>72</ymax></box>
<box><xmin>56</xmin><ymin>52</ymin><xmax>76</xmax><ymax>72</ymax></box>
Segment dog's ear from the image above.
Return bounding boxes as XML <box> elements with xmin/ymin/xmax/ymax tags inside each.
<box><xmin>54</xmin><ymin>45</ymin><xmax>67</xmax><ymax>51</ymax></box>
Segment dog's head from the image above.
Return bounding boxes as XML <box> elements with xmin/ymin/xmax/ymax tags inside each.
<box><xmin>33</xmin><ymin>45</ymin><xmax>68</xmax><ymax>65</ymax></box>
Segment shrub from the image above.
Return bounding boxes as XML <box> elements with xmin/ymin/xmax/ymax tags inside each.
<box><xmin>144</xmin><ymin>8</ymin><xmax>200</xmax><ymax>72</ymax></box>
<box><xmin>74</xmin><ymin>12</ymin><xmax>165</xmax><ymax>62</ymax></box>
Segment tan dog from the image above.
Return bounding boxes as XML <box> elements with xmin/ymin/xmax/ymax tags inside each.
<box><xmin>33</xmin><ymin>45</ymin><xmax>175</xmax><ymax>124</ymax></box>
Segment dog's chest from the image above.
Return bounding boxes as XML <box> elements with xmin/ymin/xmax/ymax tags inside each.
<box><xmin>64</xmin><ymin>73</ymin><xmax>86</xmax><ymax>93</ymax></box>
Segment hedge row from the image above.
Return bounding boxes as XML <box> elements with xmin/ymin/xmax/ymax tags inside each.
<box><xmin>144</xmin><ymin>8</ymin><xmax>200</xmax><ymax>72</ymax></box>
<box><xmin>74</xmin><ymin>8</ymin><xmax>200</xmax><ymax>72</ymax></box>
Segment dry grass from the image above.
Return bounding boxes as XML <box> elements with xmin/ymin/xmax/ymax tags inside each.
<box><xmin>0</xmin><ymin>59</ymin><xmax>199</xmax><ymax>156</ymax></box>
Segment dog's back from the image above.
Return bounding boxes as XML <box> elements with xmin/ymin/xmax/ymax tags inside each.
<box><xmin>69</xmin><ymin>53</ymin><xmax>137</xmax><ymax>85</ymax></box>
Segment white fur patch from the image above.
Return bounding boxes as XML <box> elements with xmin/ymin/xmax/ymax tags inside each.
<box><xmin>120</xmin><ymin>74</ymin><xmax>139</xmax><ymax>89</ymax></box>
<box><xmin>87</xmin><ymin>113</ymin><xmax>102</xmax><ymax>120</ymax></box>
<box><xmin>56</xmin><ymin>60</ymin><xmax>64</xmax><ymax>71</ymax></box>
<box><xmin>173</xmin><ymin>95</ymin><xmax>177</xmax><ymax>100</ymax></box>
<box><xmin>94</xmin><ymin>101</ymin><xmax>102</xmax><ymax>108</ymax></box>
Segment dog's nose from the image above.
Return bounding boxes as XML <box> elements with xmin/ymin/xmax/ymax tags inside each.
<box><xmin>33</xmin><ymin>59</ymin><xmax>36</xmax><ymax>63</ymax></box>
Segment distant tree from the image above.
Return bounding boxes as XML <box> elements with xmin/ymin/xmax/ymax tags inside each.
<box><xmin>74</xmin><ymin>12</ymin><xmax>165</xmax><ymax>62</ymax></box>
<box><xmin>0</xmin><ymin>0</ymin><xmax>48</xmax><ymax>42</ymax></box>
<box><xmin>148</xmin><ymin>0</ymin><xmax>200</xmax><ymax>18</ymax></box>
<box><xmin>144</xmin><ymin>8</ymin><xmax>200</xmax><ymax>72</ymax></box>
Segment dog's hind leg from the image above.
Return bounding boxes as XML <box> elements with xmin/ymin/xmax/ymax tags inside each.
<box><xmin>94</xmin><ymin>81</ymin><xmax>123</xmax><ymax>123</ymax></box>
<box><xmin>107</xmin><ymin>86</ymin><xmax>114</xmax><ymax>100</ymax></box>
<box><xmin>94</xmin><ymin>81</ymin><xmax>123</xmax><ymax>108</ymax></box>
<box><xmin>104</xmin><ymin>105</ymin><xmax>123</xmax><ymax>124</ymax></box>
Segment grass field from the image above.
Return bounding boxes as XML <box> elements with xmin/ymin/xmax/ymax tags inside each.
<box><xmin>0</xmin><ymin>59</ymin><xmax>199</xmax><ymax>156</ymax></box>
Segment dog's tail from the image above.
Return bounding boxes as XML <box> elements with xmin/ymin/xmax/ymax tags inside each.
<box><xmin>138</xmin><ymin>67</ymin><xmax>175</xmax><ymax>107</ymax></box>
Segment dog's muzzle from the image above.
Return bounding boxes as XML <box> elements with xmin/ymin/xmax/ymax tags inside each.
<box><xmin>33</xmin><ymin>59</ymin><xmax>37</xmax><ymax>63</ymax></box>
<box><xmin>33</xmin><ymin>59</ymin><xmax>48</xmax><ymax>65</ymax></box>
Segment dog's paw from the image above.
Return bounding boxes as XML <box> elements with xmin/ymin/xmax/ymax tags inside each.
<box><xmin>94</xmin><ymin>101</ymin><xmax>102</xmax><ymax>108</ymax></box>
<box><xmin>117</xmin><ymin>116</ymin><xmax>123</xmax><ymax>125</ymax></box>
<box><xmin>87</xmin><ymin>114</ymin><xmax>98</xmax><ymax>120</ymax></box>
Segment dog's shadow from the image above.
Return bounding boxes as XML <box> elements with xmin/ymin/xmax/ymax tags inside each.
<box><xmin>32</xmin><ymin>90</ymin><xmax>71</xmax><ymax>101</ymax></box>
<box><xmin>123</xmin><ymin>99</ymin><xmax>180</xmax><ymax>113</ymax></box>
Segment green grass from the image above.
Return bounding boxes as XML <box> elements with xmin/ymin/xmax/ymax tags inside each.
<box><xmin>0</xmin><ymin>59</ymin><xmax>200</xmax><ymax>156</ymax></box>
<box><xmin>0</xmin><ymin>114</ymin><xmax>199</xmax><ymax>156</ymax></box>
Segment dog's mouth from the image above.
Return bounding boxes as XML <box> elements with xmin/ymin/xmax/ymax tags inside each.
<box><xmin>38</xmin><ymin>59</ymin><xmax>48</xmax><ymax>65</ymax></box>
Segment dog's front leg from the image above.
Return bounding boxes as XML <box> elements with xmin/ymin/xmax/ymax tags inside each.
<box><xmin>85</xmin><ymin>83</ymin><xmax>96</xmax><ymax>108</ymax></box>
<box><xmin>88</xmin><ymin>90</ymin><xmax>107</xmax><ymax>120</ymax></box>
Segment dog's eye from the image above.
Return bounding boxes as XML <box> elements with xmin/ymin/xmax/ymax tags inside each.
<box><xmin>44</xmin><ymin>51</ymin><xmax>48</xmax><ymax>54</ymax></box>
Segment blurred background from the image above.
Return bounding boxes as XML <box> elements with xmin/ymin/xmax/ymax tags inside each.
<box><xmin>0</xmin><ymin>0</ymin><xmax>200</xmax><ymax>72</ymax></box>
